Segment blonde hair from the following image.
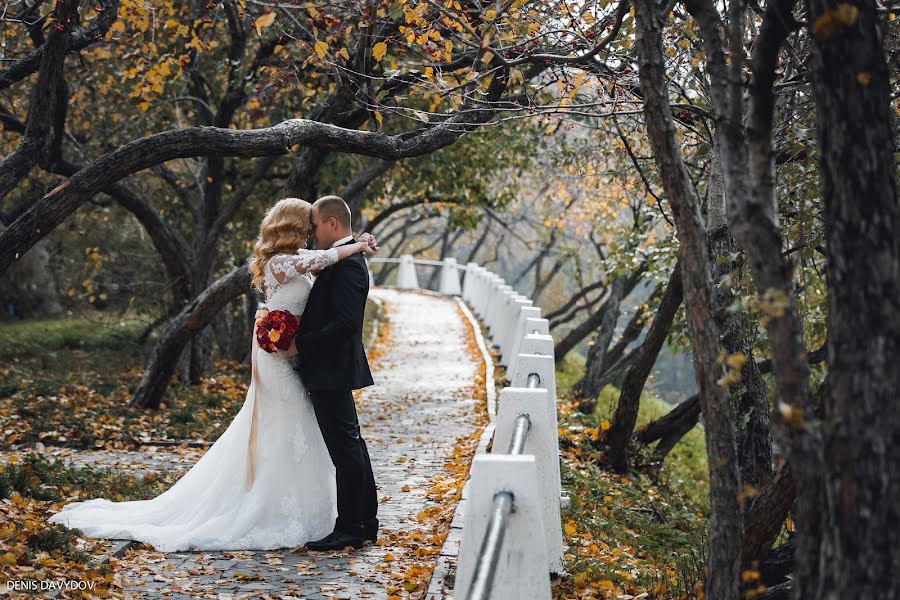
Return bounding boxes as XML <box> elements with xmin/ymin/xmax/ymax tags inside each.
<box><xmin>249</xmin><ymin>197</ymin><xmax>312</xmax><ymax>293</ymax></box>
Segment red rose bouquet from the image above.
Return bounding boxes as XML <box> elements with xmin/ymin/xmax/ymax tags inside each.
<box><xmin>255</xmin><ymin>309</ymin><xmax>300</xmax><ymax>353</ymax></box>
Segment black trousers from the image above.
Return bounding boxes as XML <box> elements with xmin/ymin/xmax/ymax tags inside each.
<box><xmin>308</xmin><ymin>389</ymin><xmax>378</xmax><ymax>533</ymax></box>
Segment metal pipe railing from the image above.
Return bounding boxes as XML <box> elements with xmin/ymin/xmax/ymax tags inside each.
<box><xmin>507</xmin><ymin>415</ymin><xmax>531</xmax><ymax>454</ymax></box>
<box><xmin>466</xmin><ymin>491</ymin><xmax>514</xmax><ymax>600</ymax></box>
<box><xmin>468</xmin><ymin>371</ymin><xmax>541</xmax><ymax>600</ymax></box>
<box><xmin>367</xmin><ymin>257</ymin><xmax>470</xmax><ymax>269</ymax></box>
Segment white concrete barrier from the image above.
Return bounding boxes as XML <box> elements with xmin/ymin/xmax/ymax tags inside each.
<box><xmin>397</xmin><ymin>254</ymin><xmax>419</xmax><ymax>289</ymax></box>
<box><xmin>511</xmin><ymin>354</ymin><xmax>562</xmax><ymax>501</ymax></box>
<box><xmin>494</xmin><ymin>387</ymin><xmax>565</xmax><ymax>573</ymax></box>
<box><xmin>498</xmin><ymin>298</ymin><xmax>534</xmax><ymax>366</ymax></box>
<box><xmin>462</xmin><ymin>262</ymin><xmax>480</xmax><ymax>303</ymax></box>
<box><xmin>455</xmin><ymin>455</ymin><xmax>551</xmax><ymax>600</ymax></box>
<box><xmin>439</xmin><ymin>257</ymin><xmax>462</xmax><ymax>296</ymax></box>
<box><xmin>504</xmin><ymin>307</ymin><xmax>543</xmax><ymax>370</ymax></box>
<box><xmin>485</xmin><ymin>285</ymin><xmax>512</xmax><ymax>339</ymax></box>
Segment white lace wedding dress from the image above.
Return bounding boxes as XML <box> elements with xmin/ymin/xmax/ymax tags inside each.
<box><xmin>47</xmin><ymin>249</ymin><xmax>342</xmax><ymax>551</ymax></box>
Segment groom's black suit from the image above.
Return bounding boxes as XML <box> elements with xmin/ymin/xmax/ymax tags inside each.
<box><xmin>293</xmin><ymin>239</ymin><xmax>377</xmax><ymax>536</ymax></box>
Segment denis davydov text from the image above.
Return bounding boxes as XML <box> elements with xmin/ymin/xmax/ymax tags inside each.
<box><xmin>6</xmin><ymin>579</ymin><xmax>97</xmax><ymax>592</ymax></box>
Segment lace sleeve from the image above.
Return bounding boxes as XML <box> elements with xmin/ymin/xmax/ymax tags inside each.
<box><xmin>267</xmin><ymin>248</ymin><xmax>340</xmax><ymax>284</ymax></box>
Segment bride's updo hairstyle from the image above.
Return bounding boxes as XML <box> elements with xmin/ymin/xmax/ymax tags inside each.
<box><xmin>249</xmin><ymin>197</ymin><xmax>312</xmax><ymax>293</ymax></box>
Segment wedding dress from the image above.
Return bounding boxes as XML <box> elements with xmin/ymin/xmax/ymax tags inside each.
<box><xmin>47</xmin><ymin>249</ymin><xmax>342</xmax><ymax>551</ymax></box>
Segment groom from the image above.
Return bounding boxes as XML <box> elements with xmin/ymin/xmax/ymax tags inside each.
<box><xmin>293</xmin><ymin>195</ymin><xmax>379</xmax><ymax>551</ymax></box>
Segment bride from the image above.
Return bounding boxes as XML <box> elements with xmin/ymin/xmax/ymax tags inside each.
<box><xmin>47</xmin><ymin>197</ymin><xmax>378</xmax><ymax>552</ymax></box>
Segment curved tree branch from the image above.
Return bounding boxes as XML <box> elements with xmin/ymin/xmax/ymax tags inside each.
<box><xmin>0</xmin><ymin>103</ymin><xmax>500</xmax><ymax>272</ymax></box>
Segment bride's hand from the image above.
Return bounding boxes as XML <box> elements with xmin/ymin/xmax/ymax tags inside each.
<box><xmin>354</xmin><ymin>241</ymin><xmax>377</xmax><ymax>257</ymax></box>
<box><xmin>357</xmin><ymin>235</ymin><xmax>378</xmax><ymax>257</ymax></box>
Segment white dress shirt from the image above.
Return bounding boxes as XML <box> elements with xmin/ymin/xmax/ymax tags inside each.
<box><xmin>331</xmin><ymin>235</ymin><xmax>354</xmax><ymax>248</ymax></box>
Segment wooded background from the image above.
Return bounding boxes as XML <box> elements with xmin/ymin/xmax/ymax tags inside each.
<box><xmin>1</xmin><ymin>0</ymin><xmax>897</xmax><ymax>598</ymax></box>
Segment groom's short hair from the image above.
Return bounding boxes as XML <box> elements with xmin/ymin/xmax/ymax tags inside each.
<box><xmin>313</xmin><ymin>195</ymin><xmax>352</xmax><ymax>230</ymax></box>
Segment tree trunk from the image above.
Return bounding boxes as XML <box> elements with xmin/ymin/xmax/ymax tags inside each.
<box><xmin>572</xmin><ymin>277</ymin><xmax>625</xmax><ymax>405</ymax></box>
<box><xmin>600</xmin><ymin>289</ymin><xmax>653</xmax><ymax>372</ymax></box>
<box><xmin>632</xmin><ymin>1</ymin><xmax>742</xmax><ymax>597</ymax></box>
<box><xmin>712</xmin><ymin>257</ymin><xmax>773</xmax><ymax>489</ymax></box>
<box><xmin>0</xmin><ymin>0</ymin><xmax>77</xmax><ymax>201</ymax></box>
<box><xmin>741</xmin><ymin>461</ymin><xmax>796</xmax><ymax>566</ymax></box>
<box><xmin>705</xmin><ymin>150</ymin><xmax>773</xmax><ymax>487</ymax></box>
<box><xmin>603</xmin><ymin>261</ymin><xmax>683</xmax><ymax>472</ymax></box>
<box><xmin>796</xmin><ymin>1</ymin><xmax>900</xmax><ymax>596</ymax></box>
<box><xmin>131</xmin><ymin>264</ymin><xmax>251</xmax><ymax>409</ymax></box>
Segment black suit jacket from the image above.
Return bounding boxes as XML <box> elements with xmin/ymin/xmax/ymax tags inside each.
<box><xmin>293</xmin><ymin>239</ymin><xmax>375</xmax><ymax>391</ymax></box>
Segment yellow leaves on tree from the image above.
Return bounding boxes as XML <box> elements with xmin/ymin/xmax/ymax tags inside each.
<box><xmin>717</xmin><ymin>351</ymin><xmax>747</xmax><ymax>387</ymax></box>
<box><xmin>372</xmin><ymin>41</ymin><xmax>388</xmax><ymax>62</ymax></box>
<box><xmin>254</xmin><ymin>11</ymin><xmax>276</xmax><ymax>35</ymax></box>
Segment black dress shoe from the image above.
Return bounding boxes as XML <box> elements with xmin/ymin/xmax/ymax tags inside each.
<box><xmin>305</xmin><ymin>529</ymin><xmax>365</xmax><ymax>551</ymax></box>
<box><xmin>364</xmin><ymin>517</ymin><xmax>379</xmax><ymax>543</ymax></box>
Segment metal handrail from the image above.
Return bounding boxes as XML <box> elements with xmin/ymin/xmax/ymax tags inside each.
<box><xmin>466</xmin><ymin>492</ymin><xmax>514</xmax><ymax>600</ymax></box>
<box><xmin>367</xmin><ymin>257</ymin><xmax>470</xmax><ymax>269</ymax></box>
<box><xmin>467</xmin><ymin>372</ymin><xmax>541</xmax><ymax>600</ymax></box>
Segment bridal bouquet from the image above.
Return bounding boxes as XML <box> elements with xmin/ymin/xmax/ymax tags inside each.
<box><xmin>255</xmin><ymin>309</ymin><xmax>300</xmax><ymax>353</ymax></box>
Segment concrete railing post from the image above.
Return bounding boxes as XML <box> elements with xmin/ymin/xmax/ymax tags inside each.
<box><xmin>498</xmin><ymin>298</ymin><xmax>534</xmax><ymax>366</ymax></box>
<box><xmin>462</xmin><ymin>262</ymin><xmax>479</xmax><ymax>303</ymax></box>
<box><xmin>455</xmin><ymin>455</ymin><xmax>551</xmax><ymax>600</ymax></box>
<box><xmin>511</xmin><ymin>354</ymin><xmax>563</xmax><ymax>505</ymax></box>
<box><xmin>385</xmin><ymin>256</ymin><xmax>568</xmax><ymax>596</ymax></box>
<box><xmin>485</xmin><ymin>284</ymin><xmax>511</xmax><ymax>339</ymax></box>
<box><xmin>493</xmin><ymin>387</ymin><xmax>565</xmax><ymax>574</ymax></box>
<box><xmin>397</xmin><ymin>254</ymin><xmax>420</xmax><ymax>289</ymax></box>
<box><xmin>504</xmin><ymin>307</ymin><xmax>543</xmax><ymax>371</ymax></box>
<box><xmin>439</xmin><ymin>257</ymin><xmax>462</xmax><ymax>296</ymax></box>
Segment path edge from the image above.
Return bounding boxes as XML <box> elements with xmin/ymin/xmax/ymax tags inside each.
<box><xmin>425</xmin><ymin>297</ymin><xmax>496</xmax><ymax>600</ymax></box>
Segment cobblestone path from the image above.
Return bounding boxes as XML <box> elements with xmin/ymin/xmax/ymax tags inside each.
<box><xmin>34</xmin><ymin>288</ymin><xmax>485</xmax><ymax>599</ymax></box>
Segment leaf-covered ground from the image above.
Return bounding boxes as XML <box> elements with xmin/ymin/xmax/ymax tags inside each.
<box><xmin>0</xmin><ymin>291</ymin><xmax>489</xmax><ymax>599</ymax></box>
<box><xmin>551</xmin><ymin>356</ymin><xmax>711</xmax><ymax>600</ymax></box>
<box><xmin>0</xmin><ymin>300</ymin><xmax>382</xmax><ymax>452</ymax></box>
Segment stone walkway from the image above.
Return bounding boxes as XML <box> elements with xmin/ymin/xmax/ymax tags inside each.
<box><xmin>35</xmin><ymin>289</ymin><xmax>486</xmax><ymax>599</ymax></box>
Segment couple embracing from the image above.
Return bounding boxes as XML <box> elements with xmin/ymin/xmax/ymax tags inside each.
<box><xmin>49</xmin><ymin>196</ymin><xmax>381</xmax><ymax>553</ymax></box>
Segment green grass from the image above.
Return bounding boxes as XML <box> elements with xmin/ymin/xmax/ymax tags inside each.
<box><xmin>556</xmin><ymin>352</ymin><xmax>709</xmax><ymax>506</ymax></box>
<box><xmin>595</xmin><ymin>390</ymin><xmax>709</xmax><ymax>507</ymax></box>
<box><xmin>556</xmin><ymin>352</ymin><xmax>587</xmax><ymax>394</ymax></box>
<box><xmin>0</xmin><ymin>453</ymin><xmax>177</xmax><ymax>504</ymax></box>
<box><xmin>0</xmin><ymin>311</ymin><xmax>151</xmax><ymax>355</ymax></box>
<box><xmin>0</xmin><ymin>312</ymin><xmax>152</xmax><ymax>398</ymax></box>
